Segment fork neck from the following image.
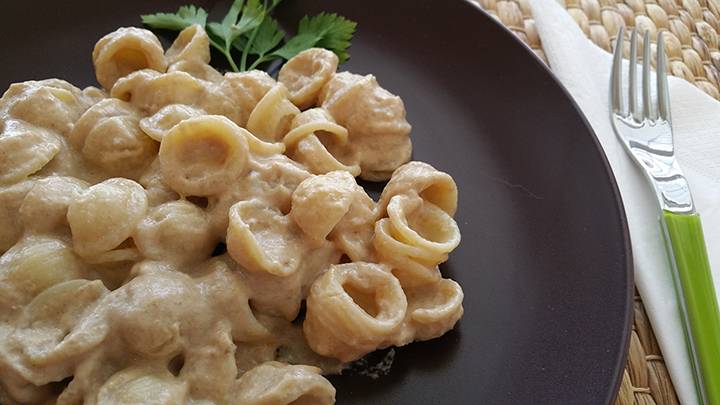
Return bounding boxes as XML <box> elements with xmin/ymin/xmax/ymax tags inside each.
<box><xmin>653</xmin><ymin>172</ymin><xmax>695</xmax><ymax>214</ymax></box>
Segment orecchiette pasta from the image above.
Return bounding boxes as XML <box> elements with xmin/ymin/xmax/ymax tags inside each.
<box><xmin>386</xmin><ymin>194</ymin><xmax>461</xmax><ymax>256</ymax></box>
<box><xmin>165</xmin><ymin>24</ymin><xmax>210</xmax><ymax>65</ymax></box>
<box><xmin>133</xmin><ymin>200</ymin><xmax>216</xmax><ymax>264</ymax></box>
<box><xmin>329</xmin><ymin>187</ymin><xmax>377</xmax><ymax>262</ymax></box>
<box><xmin>19</xmin><ymin>176</ymin><xmax>87</xmax><ymax>234</ymax></box>
<box><xmin>168</xmin><ymin>59</ymin><xmax>224</xmax><ymax>83</ymax></box>
<box><xmin>66</xmin><ymin>178</ymin><xmax>148</xmax><ymax>258</ymax></box>
<box><xmin>278</xmin><ymin>48</ymin><xmax>339</xmax><ymax>109</ymax></box>
<box><xmin>96</xmin><ymin>367</ymin><xmax>189</xmax><ymax>404</ymax></box>
<box><xmin>70</xmin><ymin>99</ymin><xmax>158</xmax><ymax>178</ymax></box>
<box><xmin>0</xmin><ymin>23</ymin><xmax>464</xmax><ymax>405</ymax></box>
<box><xmin>0</xmin><ymin>120</ymin><xmax>61</xmax><ymax>184</ymax></box>
<box><xmin>378</xmin><ymin>160</ymin><xmax>458</xmax><ymax>216</ymax></box>
<box><xmin>139</xmin><ymin>104</ymin><xmax>204</xmax><ymax>142</ymax></box>
<box><xmin>235</xmin><ymin>362</ymin><xmax>335</xmax><ymax>405</ymax></box>
<box><xmin>304</xmin><ymin>262</ymin><xmax>407</xmax><ymax>362</ymax></box>
<box><xmin>159</xmin><ymin>115</ymin><xmax>250</xmax><ymax>196</ymax></box>
<box><xmin>320</xmin><ymin>72</ymin><xmax>413</xmax><ymax>181</ymax></box>
<box><xmin>283</xmin><ymin>108</ymin><xmax>361</xmax><ymax>176</ymax></box>
<box><xmin>290</xmin><ymin>171</ymin><xmax>357</xmax><ymax>243</ymax></box>
<box><xmin>111</xmin><ymin>70</ymin><xmax>206</xmax><ymax>114</ymax></box>
<box><xmin>403</xmin><ymin>278</ymin><xmax>464</xmax><ymax>342</ymax></box>
<box><xmin>2</xmin><ymin>279</ymin><xmax>109</xmax><ymax>384</ymax></box>
<box><xmin>220</xmin><ymin>70</ymin><xmax>276</xmax><ymax>126</ymax></box>
<box><xmin>373</xmin><ymin>217</ymin><xmax>444</xmax><ymax>287</ymax></box>
<box><xmin>93</xmin><ymin>27</ymin><xmax>168</xmax><ymax>90</ymax></box>
<box><xmin>0</xmin><ymin>236</ymin><xmax>87</xmax><ymax>312</ymax></box>
<box><xmin>246</xmin><ymin>84</ymin><xmax>300</xmax><ymax>143</ymax></box>
<box><xmin>4</xmin><ymin>80</ymin><xmax>90</xmax><ymax>137</ymax></box>
<box><xmin>227</xmin><ymin>200</ymin><xmax>305</xmax><ymax>277</ymax></box>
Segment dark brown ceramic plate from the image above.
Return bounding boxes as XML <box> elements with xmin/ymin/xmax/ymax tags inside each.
<box><xmin>0</xmin><ymin>0</ymin><xmax>632</xmax><ymax>403</ymax></box>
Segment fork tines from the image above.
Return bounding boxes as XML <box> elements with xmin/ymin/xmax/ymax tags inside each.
<box><xmin>610</xmin><ymin>26</ymin><xmax>671</xmax><ymax>123</ymax></box>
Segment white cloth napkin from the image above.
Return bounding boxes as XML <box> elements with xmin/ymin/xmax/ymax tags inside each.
<box><xmin>526</xmin><ymin>1</ymin><xmax>720</xmax><ymax>403</ymax></box>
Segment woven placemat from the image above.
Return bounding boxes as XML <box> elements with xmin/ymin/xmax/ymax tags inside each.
<box><xmin>471</xmin><ymin>0</ymin><xmax>720</xmax><ymax>403</ymax></box>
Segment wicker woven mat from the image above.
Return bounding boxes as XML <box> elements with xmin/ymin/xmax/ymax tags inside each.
<box><xmin>472</xmin><ymin>0</ymin><xmax>720</xmax><ymax>403</ymax></box>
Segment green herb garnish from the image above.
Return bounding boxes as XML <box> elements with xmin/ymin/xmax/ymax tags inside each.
<box><xmin>141</xmin><ymin>0</ymin><xmax>357</xmax><ymax>72</ymax></box>
<box><xmin>140</xmin><ymin>5</ymin><xmax>208</xmax><ymax>30</ymax></box>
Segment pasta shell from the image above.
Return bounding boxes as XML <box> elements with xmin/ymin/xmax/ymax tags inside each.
<box><xmin>373</xmin><ymin>218</ymin><xmax>448</xmax><ymax>263</ymax></box>
<box><xmin>67</xmin><ymin>178</ymin><xmax>148</xmax><ymax>258</ymax></box>
<box><xmin>320</xmin><ymin>72</ymin><xmax>413</xmax><ymax>181</ymax></box>
<box><xmin>8</xmin><ymin>85</ymin><xmax>84</xmax><ymax>136</ymax></box>
<box><xmin>284</xmin><ymin>108</ymin><xmax>360</xmax><ymax>176</ymax></box>
<box><xmin>378</xmin><ymin>161</ymin><xmax>458</xmax><ymax>216</ymax></box>
<box><xmin>2</xmin><ymin>279</ymin><xmax>108</xmax><ymax>386</ymax></box>
<box><xmin>133</xmin><ymin>200</ymin><xmax>216</xmax><ymax>264</ymax></box>
<box><xmin>386</xmin><ymin>194</ymin><xmax>461</xmax><ymax>256</ymax></box>
<box><xmin>165</xmin><ymin>24</ymin><xmax>210</xmax><ymax>65</ymax></box>
<box><xmin>293</xmin><ymin>134</ymin><xmax>361</xmax><ymax>176</ymax></box>
<box><xmin>139</xmin><ymin>104</ymin><xmax>205</xmax><ymax>142</ymax></box>
<box><xmin>110</xmin><ymin>269</ymin><xmax>207</xmax><ymax>357</ymax></box>
<box><xmin>97</xmin><ymin>367</ymin><xmax>189</xmax><ymax>404</ymax></box>
<box><xmin>235</xmin><ymin>361</ymin><xmax>335</xmax><ymax>405</ymax></box>
<box><xmin>227</xmin><ymin>200</ymin><xmax>304</xmax><ymax>277</ymax></box>
<box><xmin>168</xmin><ymin>59</ymin><xmax>223</xmax><ymax>83</ymax></box>
<box><xmin>247</xmin><ymin>84</ymin><xmax>300</xmax><ymax>143</ymax></box>
<box><xmin>17</xmin><ymin>279</ymin><xmax>109</xmax><ymax>368</ymax></box>
<box><xmin>396</xmin><ymin>278</ymin><xmax>464</xmax><ymax>344</ymax></box>
<box><xmin>70</xmin><ymin>98</ymin><xmax>138</xmax><ymax>148</ymax></box>
<box><xmin>0</xmin><ymin>121</ymin><xmax>61</xmax><ymax>185</ymax></box>
<box><xmin>279</xmin><ymin>48</ymin><xmax>339</xmax><ymax>109</ymax></box>
<box><xmin>159</xmin><ymin>115</ymin><xmax>250</xmax><ymax>196</ymax></box>
<box><xmin>83</xmin><ymin>116</ymin><xmax>158</xmax><ymax>178</ymax></box>
<box><xmin>71</xmin><ymin>98</ymin><xmax>157</xmax><ymax>179</ymax></box>
<box><xmin>0</xmin><ymin>236</ymin><xmax>86</xmax><ymax>309</ymax></box>
<box><xmin>221</xmin><ymin>70</ymin><xmax>276</xmax><ymax>127</ymax></box>
<box><xmin>290</xmin><ymin>171</ymin><xmax>357</xmax><ymax>243</ymax></box>
<box><xmin>112</xmin><ymin>70</ymin><xmax>206</xmax><ymax>115</ymax></box>
<box><xmin>303</xmin><ymin>262</ymin><xmax>407</xmax><ymax>362</ymax></box>
<box><xmin>329</xmin><ymin>188</ymin><xmax>377</xmax><ymax>262</ymax></box>
<box><xmin>283</xmin><ymin>108</ymin><xmax>348</xmax><ymax>146</ymax></box>
<box><xmin>93</xmin><ymin>27</ymin><xmax>167</xmax><ymax>90</ymax></box>
<box><xmin>373</xmin><ymin>218</ymin><xmax>444</xmax><ymax>288</ymax></box>
<box><xmin>20</xmin><ymin>176</ymin><xmax>88</xmax><ymax>234</ymax></box>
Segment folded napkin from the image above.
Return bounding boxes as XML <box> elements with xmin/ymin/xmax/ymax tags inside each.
<box><xmin>526</xmin><ymin>1</ymin><xmax>720</xmax><ymax>403</ymax></box>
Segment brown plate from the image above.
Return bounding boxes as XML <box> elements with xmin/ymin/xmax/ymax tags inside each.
<box><xmin>0</xmin><ymin>0</ymin><xmax>632</xmax><ymax>403</ymax></box>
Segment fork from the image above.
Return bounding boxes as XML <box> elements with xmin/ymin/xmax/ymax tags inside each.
<box><xmin>611</xmin><ymin>27</ymin><xmax>720</xmax><ymax>405</ymax></box>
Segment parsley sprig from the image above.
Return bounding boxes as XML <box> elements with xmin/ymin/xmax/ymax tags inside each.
<box><xmin>141</xmin><ymin>0</ymin><xmax>356</xmax><ymax>73</ymax></box>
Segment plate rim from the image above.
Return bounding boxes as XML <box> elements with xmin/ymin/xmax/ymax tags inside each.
<box><xmin>463</xmin><ymin>1</ymin><xmax>634</xmax><ymax>402</ymax></box>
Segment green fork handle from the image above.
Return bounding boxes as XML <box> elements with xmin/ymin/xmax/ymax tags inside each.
<box><xmin>662</xmin><ymin>211</ymin><xmax>720</xmax><ymax>405</ymax></box>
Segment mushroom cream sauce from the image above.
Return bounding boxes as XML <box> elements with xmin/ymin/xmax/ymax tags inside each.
<box><xmin>0</xmin><ymin>24</ymin><xmax>463</xmax><ymax>404</ymax></box>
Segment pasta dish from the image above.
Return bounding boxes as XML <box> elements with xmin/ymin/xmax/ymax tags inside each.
<box><xmin>0</xmin><ymin>24</ymin><xmax>463</xmax><ymax>404</ymax></box>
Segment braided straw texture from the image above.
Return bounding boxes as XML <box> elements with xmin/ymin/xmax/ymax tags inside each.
<box><xmin>473</xmin><ymin>0</ymin><xmax>706</xmax><ymax>403</ymax></box>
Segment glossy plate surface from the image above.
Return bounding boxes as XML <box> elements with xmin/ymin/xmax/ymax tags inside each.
<box><xmin>0</xmin><ymin>1</ymin><xmax>632</xmax><ymax>403</ymax></box>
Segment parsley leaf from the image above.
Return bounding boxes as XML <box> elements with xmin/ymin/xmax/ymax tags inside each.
<box><xmin>241</xmin><ymin>17</ymin><xmax>284</xmax><ymax>70</ymax></box>
<box><xmin>247</xmin><ymin>18</ymin><xmax>284</xmax><ymax>55</ymax></box>
<box><xmin>207</xmin><ymin>0</ymin><xmax>264</xmax><ymax>71</ymax></box>
<box><xmin>141</xmin><ymin>5</ymin><xmax>208</xmax><ymax>30</ymax></box>
<box><xmin>273</xmin><ymin>13</ymin><xmax>357</xmax><ymax>63</ymax></box>
<box><xmin>207</xmin><ymin>0</ymin><xmax>263</xmax><ymax>45</ymax></box>
<box><xmin>141</xmin><ymin>2</ymin><xmax>356</xmax><ymax>73</ymax></box>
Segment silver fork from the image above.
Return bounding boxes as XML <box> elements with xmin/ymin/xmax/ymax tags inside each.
<box><xmin>611</xmin><ymin>27</ymin><xmax>720</xmax><ymax>405</ymax></box>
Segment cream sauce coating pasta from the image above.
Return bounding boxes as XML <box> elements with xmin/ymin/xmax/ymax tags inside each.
<box><xmin>0</xmin><ymin>25</ymin><xmax>464</xmax><ymax>405</ymax></box>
